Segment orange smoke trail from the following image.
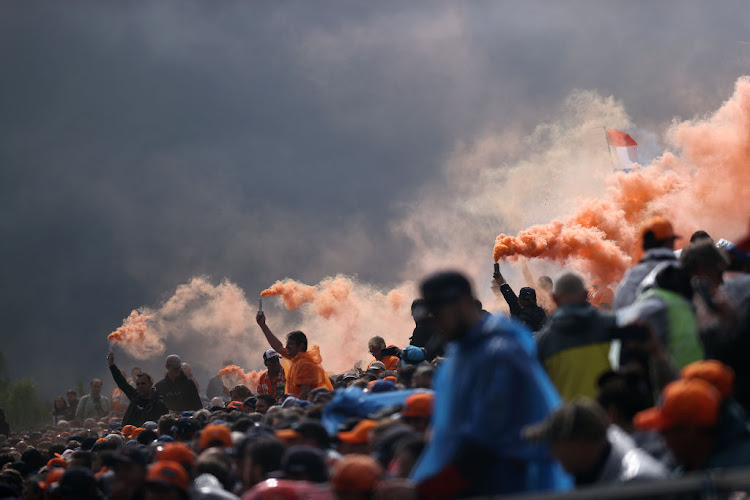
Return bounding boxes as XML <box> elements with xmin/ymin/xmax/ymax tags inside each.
<box><xmin>494</xmin><ymin>77</ymin><xmax>750</xmax><ymax>282</ymax></box>
<box><xmin>260</xmin><ymin>280</ymin><xmax>318</xmax><ymax>309</ymax></box>
<box><xmin>218</xmin><ymin>365</ymin><xmax>261</xmax><ymax>393</ymax></box>
<box><xmin>108</xmin><ymin>310</ymin><xmax>163</xmax><ymax>359</ymax></box>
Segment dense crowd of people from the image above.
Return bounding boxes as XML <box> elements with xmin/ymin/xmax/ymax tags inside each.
<box><xmin>0</xmin><ymin>216</ymin><xmax>749</xmax><ymax>499</ymax></box>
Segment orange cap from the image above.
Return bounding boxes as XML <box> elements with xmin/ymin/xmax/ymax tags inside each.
<box><xmin>337</xmin><ymin>419</ymin><xmax>378</xmax><ymax>444</ymax></box>
<box><xmin>642</xmin><ymin>216</ymin><xmax>679</xmax><ymax>240</ymax></box>
<box><xmin>274</xmin><ymin>429</ymin><xmax>302</xmax><ymax>443</ymax></box>
<box><xmin>121</xmin><ymin>425</ymin><xmax>136</xmax><ymax>437</ymax></box>
<box><xmin>155</xmin><ymin>442</ymin><xmax>196</xmax><ymax>469</ymax></box>
<box><xmin>634</xmin><ymin>379</ymin><xmax>721</xmax><ymax>431</ymax></box>
<box><xmin>147</xmin><ymin>460</ymin><xmax>190</xmax><ymax>491</ymax></box>
<box><xmin>199</xmin><ymin>424</ymin><xmax>232</xmax><ymax>450</ymax></box>
<box><xmin>130</xmin><ymin>427</ymin><xmax>145</xmax><ymax>438</ymax></box>
<box><xmin>331</xmin><ymin>454</ymin><xmax>383</xmax><ymax>493</ymax></box>
<box><xmin>227</xmin><ymin>401</ymin><xmax>244</xmax><ymax>411</ymax></box>
<box><xmin>681</xmin><ymin>360</ymin><xmax>735</xmax><ymax>399</ymax></box>
<box><xmin>46</xmin><ymin>457</ymin><xmax>68</xmax><ymax>469</ymax></box>
<box><xmin>402</xmin><ymin>393</ymin><xmax>434</xmax><ymax>419</ymax></box>
<box><xmin>40</xmin><ymin>467</ymin><xmax>65</xmax><ymax>490</ymax></box>
<box><xmin>383</xmin><ymin>376</ymin><xmax>397</xmax><ymax>384</ymax></box>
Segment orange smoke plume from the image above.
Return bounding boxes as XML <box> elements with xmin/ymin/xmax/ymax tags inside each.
<box><xmin>108</xmin><ymin>310</ymin><xmax>163</xmax><ymax>358</ymax></box>
<box><xmin>218</xmin><ymin>365</ymin><xmax>261</xmax><ymax>393</ymax></box>
<box><xmin>494</xmin><ymin>77</ymin><xmax>750</xmax><ymax>283</ymax></box>
<box><xmin>260</xmin><ymin>280</ymin><xmax>318</xmax><ymax>309</ymax></box>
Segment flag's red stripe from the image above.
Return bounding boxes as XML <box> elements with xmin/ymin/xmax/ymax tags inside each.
<box><xmin>605</xmin><ymin>129</ymin><xmax>638</xmax><ymax>147</ymax></box>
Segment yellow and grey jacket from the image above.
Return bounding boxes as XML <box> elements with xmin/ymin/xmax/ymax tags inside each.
<box><xmin>536</xmin><ymin>303</ymin><xmax>617</xmax><ymax>402</ymax></box>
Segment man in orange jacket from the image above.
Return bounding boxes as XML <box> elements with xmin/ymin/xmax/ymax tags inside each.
<box><xmin>255</xmin><ymin>311</ymin><xmax>332</xmax><ymax>400</ymax></box>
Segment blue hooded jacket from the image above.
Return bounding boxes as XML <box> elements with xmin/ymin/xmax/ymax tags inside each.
<box><xmin>410</xmin><ymin>313</ymin><xmax>572</xmax><ymax>496</ymax></box>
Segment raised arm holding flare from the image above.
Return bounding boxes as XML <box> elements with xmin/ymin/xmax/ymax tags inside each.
<box><xmin>255</xmin><ymin>311</ymin><xmax>332</xmax><ymax>400</ymax></box>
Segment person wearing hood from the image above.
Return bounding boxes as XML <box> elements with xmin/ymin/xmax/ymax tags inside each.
<box><xmin>107</xmin><ymin>352</ymin><xmax>169</xmax><ymax>427</ymax></box>
<box><xmin>154</xmin><ymin>354</ymin><xmax>203</xmax><ymax>412</ymax></box>
<box><xmin>493</xmin><ymin>267</ymin><xmax>547</xmax><ymax>332</ymax></box>
<box><xmin>255</xmin><ymin>312</ymin><xmax>333</xmax><ymax>400</ymax></box>
<box><xmin>536</xmin><ymin>273</ymin><xmax>617</xmax><ymax>402</ymax></box>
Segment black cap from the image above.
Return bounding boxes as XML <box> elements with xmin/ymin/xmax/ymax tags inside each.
<box><xmin>519</xmin><ymin>287</ymin><xmax>536</xmax><ymax>301</ymax></box>
<box><xmin>110</xmin><ymin>445</ymin><xmax>151</xmax><ymax>467</ymax></box>
<box><xmin>420</xmin><ymin>271</ymin><xmax>473</xmax><ymax>311</ymax></box>
<box><xmin>281</xmin><ymin>445</ymin><xmax>328</xmax><ymax>483</ymax></box>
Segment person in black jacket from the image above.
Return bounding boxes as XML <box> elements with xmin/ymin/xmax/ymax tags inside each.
<box><xmin>107</xmin><ymin>352</ymin><xmax>169</xmax><ymax>426</ymax></box>
<box><xmin>154</xmin><ymin>354</ymin><xmax>202</xmax><ymax>412</ymax></box>
<box><xmin>409</xmin><ymin>299</ymin><xmax>444</xmax><ymax>361</ymax></box>
<box><xmin>493</xmin><ymin>268</ymin><xmax>547</xmax><ymax>332</ymax></box>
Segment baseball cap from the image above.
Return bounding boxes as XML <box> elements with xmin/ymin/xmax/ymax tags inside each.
<box><xmin>226</xmin><ymin>401</ymin><xmax>244</xmax><ymax>412</ymax></box>
<box><xmin>281</xmin><ymin>446</ymin><xmax>328</xmax><ymax>483</ymax></box>
<box><xmin>342</xmin><ymin>371</ymin><xmax>359</xmax><ymax>381</ymax></box>
<box><xmin>680</xmin><ymin>360</ymin><xmax>735</xmax><ymax>399</ymax></box>
<box><xmin>519</xmin><ymin>287</ymin><xmax>537</xmax><ymax>301</ymax></box>
<box><xmin>331</xmin><ymin>455</ymin><xmax>383</xmax><ymax>493</ymax></box>
<box><xmin>337</xmin><ymin>419</ymin><xmax>378</xmax><ymax>444</ymax></box>
<box><xmin>275</xmin><ymin>429</ymin><xmax>302</xmax><ymax>442</ymax></box>
<box><xmin>155</xmin><ymin>442</ymin><xmax>196</xmax><ymax>470</ymax></box>
<box><xmin>263</xmin><ymin>349</ymin><xmax>281</xmax><ymax>362</ymax></box>
<box><xmin>420</xmin><ymin>271</ymin><xmax>473</xmax><ymax>311</ymax></box>
<box><xmin>110</xmin><ymin>446</ymin><xmax>151</xmax><ymax>467</ymax></box>
<box><xmin>47</xmin><ymin>456</ymin><xmax>68</xmax><ymax>469</ymax></box>
<box><xmin>642</xmin><ymin>216</ymin><xmax>680</xmax><ymax>241</ymax></box>
<box><xmin>367</xmin><ymin>361</ymin><xmax>386</xmax><ymax>372</ymax></box>
<box><xmin>200</xmin><ymin>424</ymin><xmax>232</xmax><ymax>450</ymax></box>
<box><xmin>523</xmin><ymin>398</ymin><xmax>609</xmax><ymax>443</ymax></box>
<box><xmin>370</xmin><ymin>380</ymin><xmax>397</xmax><ymax>393</ymax></box>
<box><xmin>121</xmin><ymin>425</ymin><xmax>136</xmax><ymax>437</ymax></box>
<box><xmin>401</xmin><ymin>345</ymin><xmax>425</xmax><ymax>365</ymax></box>
<box><xmin>401</xmin><ymin>392</ymin><xmax>434</xmax><ymax>419</ymax></box>
<box><xmin>634</xmin><ymin>379</ymin><xmax>721</xmax><ymax>431</ymax></box>
<box><xmin>147</xmin><ymin>460</ymin><xmax>189</xmax><ymax>492</ymax></box>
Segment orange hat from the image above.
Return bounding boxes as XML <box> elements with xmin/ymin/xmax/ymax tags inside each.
<box><xmin>227</xmin><ymin>401</ymin><xmax>244</xmax><ymax>412</ymax></box>
<box><xmin>681</xmin><ymin>360</ymin><xmax>735</xmax><ymax>399</ymax></box>
<box><xmin>274</xmin><ymin>429</ymin><xmax>302</xmax><ymax>443</ymax></box>
<box><xmin>121</xmin><ymin>425</ymin><xmax>136</xmax><ymax>437</ymax></box>
<box><xmin>40</xmin><ymin>467</ymin><xmax>65</xmax><ymax>490</ymax></box>
<box><xmin>402</xmin><ymin>393</ymin><xmax>434</xmax><ymax>419</ymax></box>
<box><xmin>147</xmin><ymin>460</ymin><xmax>190</xmax><ymax>492</ymax></box>
<box><xmin>331</xmin><ymin>454</ymin><xmax>383</xmax><ymax>493</ymax></box>
<box><xmin>367</xmin><ymin>380</ymin><xmax>378</xmax><ymax>391</ymax></box>
<box><xmin>200</xmin><ymin>424</ymin><xmax>232</xmax><ymax>450</ymax></box>
<box><xmin>383</xmin><ymin>376</ymin><xmax>397</xmax><ymax>384</ymax></box>
<box><xmin>642</xmin><ymin>216</ymin><xmax>679</xmax><ymax>240</ymax></box>
<box><xmin>46</xmin><ymin>456</ymin><xmax>68</xmax><ymax>469</ymax></box>
<box><xmin>337</xmin><ymin>419</ymin><xmax>378</xmax><ymax>444</ymax></box>
<box><xmin>634</xmin><ymin>378</ymin><xmax>721</xmax><ymax>431</ymax></box>
<box><xmin>155</xmin><ymin>442</ymin><xmax>196</xmax><ymax>469</ymax></box>
<box><xmin>130</xmin><ymin>427</ymin><xmax>145</xmax><ymax>438</ymax></box>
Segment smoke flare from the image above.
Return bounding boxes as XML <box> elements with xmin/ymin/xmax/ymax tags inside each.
<box><xmin>493</xmin><ymin>77</ymin><xmax>750</xmax><ymax>283</ymax></box>
<box><xmin>218</xmin><ymin>365</ymin><xmax>261</xmax><ymax>393</ymax></box>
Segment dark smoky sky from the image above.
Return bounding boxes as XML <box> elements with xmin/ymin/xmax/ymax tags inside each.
<box><xmin>1</xmin><ymin>1</ymin><xmax>748</xmax><ymax>397</ymax></box>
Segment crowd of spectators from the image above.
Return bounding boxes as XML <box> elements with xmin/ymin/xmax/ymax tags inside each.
<box><xmin>0</xmin><ymin>216</ymin><xmax>749</xmax><ymax>499</ymax></box>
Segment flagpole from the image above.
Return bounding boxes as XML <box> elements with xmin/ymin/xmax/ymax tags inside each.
<box><xmin>603</xmin><ymin>127</ymin><xmax>616</xmax><ymax>173</ymax></box>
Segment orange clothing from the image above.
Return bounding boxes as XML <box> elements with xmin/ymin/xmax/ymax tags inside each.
<box><xmin>281</xmin><ymin>346</ymin><xmax>333</xmax><ymax>397</ymax></box>
<box><xmin>368</xmin><ymin>355</ymin><xmax>400</xmax><ymax>371</ymax></box>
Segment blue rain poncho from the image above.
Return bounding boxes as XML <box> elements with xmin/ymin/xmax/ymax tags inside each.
<box><xmin>410</xmin><ymin>313</ymin><xmax>572</xmax><ymax>497</ymax></box>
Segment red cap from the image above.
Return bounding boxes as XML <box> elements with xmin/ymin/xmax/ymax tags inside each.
<box><xmin>46</xmin><ymin>457</ymin><xmax>68</xmax><ymax>469</ymax></box>
<box><xmin>332</xmin><ymin>454</ymin><xmax>383</xmax><ymax>493</ymax></box>
<box><xmin>681</xmin><ymin>360</ymin><xmax>735</xmax><ymax>399</ymax></box>
<box><xmin>402</xmin><ymin>393</ymin><xmax>434</xmax><ymax>419</ymax></box>
<box><xmin>147</xmin><ymin>460</ymin><xmax>190</xmax><ymax>491</ymax></box>
<box><xmin>199</xmin><ymin>424</ymin><xmax>232</xmax><ymax>450</ymax></box>
<box><xmin>634</xmin><ymin>379</ymin><xmax>721</xmax><ymax>431</ymax></box>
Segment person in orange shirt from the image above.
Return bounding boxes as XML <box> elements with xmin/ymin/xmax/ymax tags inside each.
<box><xmin>367</xmin><ymin>336</ymin><xmax>400</xmax><ymax>371</ymax></box>
<box><xmin>255</xmin><ymin>311</ymin><xmax>332</xmax><ymax>400</ymax></box>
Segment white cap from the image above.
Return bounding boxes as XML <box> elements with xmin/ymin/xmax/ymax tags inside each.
<box><xmin>263</xmin><ymin>349</ymin><xmax>281</xmax><ymax>361</ymax></box>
